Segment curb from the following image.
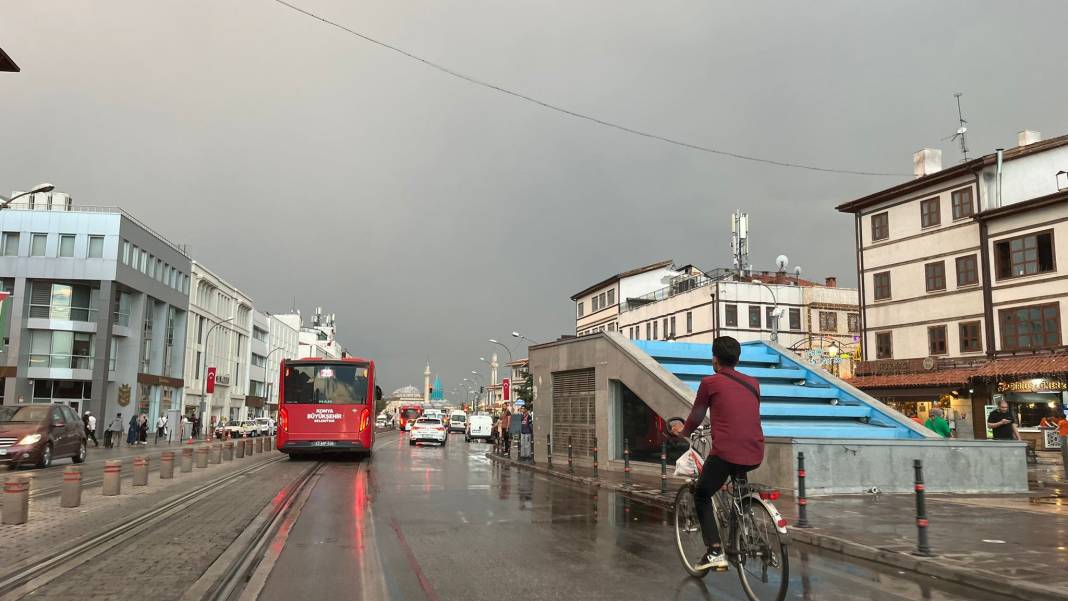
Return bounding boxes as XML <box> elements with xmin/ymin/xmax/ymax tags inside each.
<box><xmin>488</xmin><ymin>452</ymin><xmax>1068</xmax><ymax>601</ymax></box>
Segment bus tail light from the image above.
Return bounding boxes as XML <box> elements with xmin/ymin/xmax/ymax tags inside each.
<box><xmin>359</xmin><ymin>408</ymin><xmax>370</xmax><ymax>432</ymax></box>
<box><xmin>279</xmin><ymin>407</ymin><xmax>289</xmax><ymax>433</ymax></box>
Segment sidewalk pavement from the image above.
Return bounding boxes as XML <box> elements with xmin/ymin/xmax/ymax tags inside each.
<box><xmin>490</xmin><ymin>451</ymin><xmax>1068</xmax><ymax>601</ymax></box>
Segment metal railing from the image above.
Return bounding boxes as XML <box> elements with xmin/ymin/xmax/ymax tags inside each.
<box><xmin>1</xmin><ymin>204</ymin><xmax>188</xmax><ymax>257</ymax></box>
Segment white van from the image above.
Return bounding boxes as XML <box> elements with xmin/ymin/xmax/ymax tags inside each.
<box><xmin>448</xmin><ymin>411</ymin><xmax>467</xmax><ymax>433</ymax></box>
<box><xmin>466</xmin><ymin>414</ymin><xmax>494</xmax><ymax>443</ymax></box>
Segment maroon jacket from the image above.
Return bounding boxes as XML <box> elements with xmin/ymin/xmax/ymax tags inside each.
<box><xmin>681</xmin><ymin>367</ymin><xmax>765</xmax><ymax>466</ymax></box>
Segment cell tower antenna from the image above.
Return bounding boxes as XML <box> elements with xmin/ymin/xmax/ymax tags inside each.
<box><xmin>950</xmin><ymin>92</ymin><xmax>969</xmax><ymax>161</ymax></box>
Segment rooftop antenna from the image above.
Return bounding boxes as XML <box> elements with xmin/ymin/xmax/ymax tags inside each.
<box><xmin>731</xmin><ymin>210</ymin><xmax>750</xmax><ymax>278</ymax></box>
<box><xmin>944</xmin><ymin>92</ymin><xmax>969</xmax><ymax>162</ymax></box>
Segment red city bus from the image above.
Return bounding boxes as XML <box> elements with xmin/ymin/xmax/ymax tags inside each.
<box><xmin>397</xmin><ymin>405</ymin><xmax>423</xmax><ymax>431</ymax></box>
<box><xmin>277</xmin><ymin>357</ymin><xmax>378</xmax><ymax>457</ymax></box>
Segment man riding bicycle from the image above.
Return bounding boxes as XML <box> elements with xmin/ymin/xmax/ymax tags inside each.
<box><xmin>671</xmin><ymin>336</ymin><xmax>764</xmax><ymax>571</ymax></box>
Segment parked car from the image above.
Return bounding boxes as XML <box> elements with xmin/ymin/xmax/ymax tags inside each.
<box><xmin>448</xmin><ymin>411</ymin><xmax>467</xmax><ymax>433</ymax></box>
<box><xmin>466</xmin><ymin>414</ymin><xmax>494</xmax><ymax>443</ymax></box>
<box><xmin>409</xmin><ymin>417</ymin><xmax>447</xmax><ymax>446</ymax></box>
<box><xmin>0</xmin><ymin>404</ymin><xmax>88</xmax><ymax>469</ymax></box>
<box><xmin>375</xmin><ymin>415</ymin><xmax>387</xmax><ymax>430</ymax></box>
<box><xmin>254</xmin><ymin>417</ymin><xmax>276</xmax><ymax>436</ymax></box>
<box><xmin>214</xmin><ymin>421</ymin><xmax>257</xmax><ymax>438</ymax></box>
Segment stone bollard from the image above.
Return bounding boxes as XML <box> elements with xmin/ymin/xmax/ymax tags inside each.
<box><xmin>2</xmin><ymin>476</ymin><xmax>30</xmax><ymax>524</ymax></box>
<box><xmin>267</xmin><ymin>436</ymin><xmax>274</xmax><ymax>451</ymax></box>
<box><xmin>102</xmin><ymin>459</ymin><xmax>122</xmax><ymax>496</ymax></box>
<box><xmin>132</xmin><ymin>456</ymin><xmax>149</xmax><ymax>486</ymax></box>
<box><xmin>245</xmin><ymin>439</ymin><xmax>253</xmax><ymax>457</ymax></box>
<box><xmin>223</xmin><ymin>441</ymin><xmax>234</xmax><ymax>461</ymax></box>
<box><xmin>160</xmin><ymin>451</ymin><xmax>175</xmax><ymax>479</ymax></box>
<box><xmin>195</xmin><ymin>445</ymin><xmax>209</xmax><ymax>468</ymax></box>
<box><xmin>181</xmin><ymin>447</ymin><xmax>194</xmax><ymax>472</ymax></box>
<box><xmin>209</xmin><ymin>444</ymin><xmax>221</xmax><ymax>464</ymax></box>
<box><xmin>255</xmin><ymin>437</ymin><xmax>264</xmax><ymax>454</ymax></box>
<box><xmin>61</xmin><ymin>466</ymin><xmax>82</xmax><ymax>508</ymax></box>
<box><xmin>235</xmin><ymin>438</ymin><xmax>245</xmax><ymax>459</ymax></box>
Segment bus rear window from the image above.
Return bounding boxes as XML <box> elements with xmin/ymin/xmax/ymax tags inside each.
<box><xmin>284</xmin><ymin>364</ymin><xmax>368</xmax><ymax>404</ymax></box>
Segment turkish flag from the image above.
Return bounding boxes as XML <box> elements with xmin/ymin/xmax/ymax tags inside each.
<box><xmin>206</xmin><ymin>367</ymin><xmax>217</xmax><ymax>394</ymax></box>
<box><xmin>502</xmin><ymin>378</ymin><xmax>511</xmax><ymax>402</ymax></box>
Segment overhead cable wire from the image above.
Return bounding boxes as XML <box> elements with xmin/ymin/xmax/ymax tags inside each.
<box><xmin>270</xmin><ymin>0</ymin><xmax>909</xmax><ymax>177</ymax></box>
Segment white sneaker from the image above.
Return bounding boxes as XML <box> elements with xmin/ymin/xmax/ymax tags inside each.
<box><xmin>695</xmin><ymin>550</ymin><xmax>729</xmax><ymax>571</ymax></box>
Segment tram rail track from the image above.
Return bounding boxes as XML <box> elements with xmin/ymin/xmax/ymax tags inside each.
<box><xmin>0</xmin><ymin>455</ymin><xmax>292</xmax><ymax>601</ymax></box>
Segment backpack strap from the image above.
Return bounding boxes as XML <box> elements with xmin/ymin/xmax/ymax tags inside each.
<box><xmin>717</xmin><ymin>370</ymin><xmax>761</xmax><ymax>402</ymax></box>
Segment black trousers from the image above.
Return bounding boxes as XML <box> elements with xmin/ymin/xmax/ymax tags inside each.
<box><xmin>694</xmin><ymin>455</ymin><xmax>759</xmax><ymax>549</ymax></box>
<box><xmin>86</xmin><ymin>430</ymin><xmax>98</xmax><ymax>446</ymax></box>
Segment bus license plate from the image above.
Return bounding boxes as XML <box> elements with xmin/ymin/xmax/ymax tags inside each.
<box><xmin>311</xmin><ymin>441</ymin><xmax>336</xmax><ymax>447</ymax></box>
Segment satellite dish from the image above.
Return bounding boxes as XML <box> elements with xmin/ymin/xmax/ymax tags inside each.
<box><xmin>776</xmin><ymin>255</ymin><xmax>789</xmax><ymax>271</ymax></box>
<box><xmin>922</xmin><ymin>357</ymin><xmax>936</xmax><ymax>370</ymax></box>
<box><xmin>794</xmin><ymin>266</ymin><xmax>803</xmax><ymax>277</ymax></box>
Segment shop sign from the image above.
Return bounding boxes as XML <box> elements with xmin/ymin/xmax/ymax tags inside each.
<box><xmin>802</xmin><ymin>349</ymin><xmax>841</xmax><ymax>367</ymax></box>
<box><xmin>997</xmin><ymin>379</ymin><xmax>1068</xmax><ymax>393</ymax></box>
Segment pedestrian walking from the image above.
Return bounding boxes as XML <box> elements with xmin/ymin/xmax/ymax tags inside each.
<box><xmin>138</xmin><ymin>414</ymin><xmax>149</xmax><ymax>445</ymax></box>
<box><xmin>107</xmin><ymin>413</ymin><xmax>124</xmax><ymax>448</ymax></box>
<box><xmin>155</xmin><ymin>414</ymin><xmax>168</xmax><ymax>443</ymax></box>
<box><xmin>987</xmin><ymin>399</ymin><xmax>1020</xmax><ymax>441</ymax></box>
<box><xmin>127</xmin><ymin>413</ymin><xmax>139</xmax><ymax>446</ymax></box>
<box><xmin>191</xmin><ymin>414</ymin><xmax>201</xmax><ymax>439</ymax></box>
<box><xmin>83</xmin><ymin>411</ymin><xmax>99</xmax><ymax>447</ymax></box>
<box><xmin>519</xmin><ymin>405</ymin><xmax>534</xmax><ymax>462</ymax></box>
<box><xmin>924</xmin><ymin>407</ymin><xmax>952</xmax><ymax>438</ymax></box>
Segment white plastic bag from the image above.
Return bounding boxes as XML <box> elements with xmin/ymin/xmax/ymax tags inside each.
<box><xmin>674</xmin><ymin>447</ymin><xmax>704</xmax><ymax>478</ymax></box>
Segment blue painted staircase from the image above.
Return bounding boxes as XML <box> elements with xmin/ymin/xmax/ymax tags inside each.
<box><xmin>632</xmin><ymin>339</ymin><xmax>929</xmax><ymax>439</ymax></box>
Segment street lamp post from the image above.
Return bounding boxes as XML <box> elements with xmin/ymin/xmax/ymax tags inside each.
<box><xmin>262</xmin><ymin>346</ymin><xmax>287</xmax><ymax>418</ymax></box>
<box><xmin>470</xmin><ymin>371</ymin><xmax>485</xmax><ymax>410</ymax></box>
<box><xmin>488</xmin><ymin>339</ymin><xmax>514</xmax><ymax>364</ymax></box>
<box><xmin>0</xmin><ymin>183</ymin><xmax>55</xmax><ymax>209</ymax></box>
<box><xmin>200</xmin><ymin>317</ymin><xmax>235</xmax><ymax>434</ymax></box>
<box><xmin>751</xmin><ymin>281</ymin><xmax>780</xmax><ymax>343</ymax></box>
<box><xmin>511</xmin><ymin>331</ymin><xmax>538</xmax><ymax>346</ymax></box>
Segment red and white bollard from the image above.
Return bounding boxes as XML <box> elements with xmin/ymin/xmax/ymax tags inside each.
<box><xmin>3</xmin><ymin>476</ymin><xmax>30</xmax><ymax>524</ymax></box>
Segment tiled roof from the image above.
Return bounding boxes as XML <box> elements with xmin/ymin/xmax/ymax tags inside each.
<box><xmin>974</xmin><ymin>355</ymin><xmax>1068</xmax><ymax>378</ymax></box>
<box><xmin>847</xmin><ymin>368</ymin><xmax>975</xmax><ymax>389</ymax></box>
<box><xmin>847</xmin><ymin>354</ymin><xmax>1068</xmax><ymax>389</ymax></box>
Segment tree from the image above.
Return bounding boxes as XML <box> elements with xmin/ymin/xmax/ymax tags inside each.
<box><xmin>516</xmin><ymin>376</ymin><xmax>534</xmax><ymax>412</ymax></box>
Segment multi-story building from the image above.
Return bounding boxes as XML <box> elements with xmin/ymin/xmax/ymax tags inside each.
<box><xmin>247</xmin><ymin>310</ymin><xmax>270</xmax><ymax>419</ymax></box>
<box><xmin>265</xmin><ymin>311</ymin><xmax>299</xmax><ymax>417</ymax></box>
<box><xmin>576</xmin><ymin>264</ymin><xmax>860</xmax><ymax>376</ymax></box>
<box><xmin>838</xmin><ymin>130</ymin><xmax>1068</xmax><ymax>443</ymax></box>
<box><xmin>275</xmin><ymin>308</ymin><xmax>345</xmax><ymax>360</ymax></box>
<box><xmin>571</xmin><ymin>260</ymin><xmax>676</xmax><ymax>336</ymax></box>
<box><xmin>183</xmin><ymin>262</ymin><xmax>253</xmax><ymax>425</ymax></box>
<box><xmin>0</xmin><ymin>196</ymin><xmax>190</xmax><ymax>425</ymax></box>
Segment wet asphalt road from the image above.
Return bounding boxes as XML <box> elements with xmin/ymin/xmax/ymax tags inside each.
<box><xmin>256</xmin><ymin>431</ymin><xmax>1002</xmax><ymax>601</ymax></box>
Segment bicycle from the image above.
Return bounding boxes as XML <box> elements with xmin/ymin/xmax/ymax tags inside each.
<box><xmin>668</xmin><ymin>418</ymin><xmax>790</xmax><ymax>601</ymax></box>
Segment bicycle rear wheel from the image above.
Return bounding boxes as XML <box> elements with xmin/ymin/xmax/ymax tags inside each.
<box><xmin>673</xmin><ymin>485</ymin><xmax>710</xmax><ymax>577</ymax></box>
<box><xmin>735</xmin><ymin>499</ymin><xmax>789</xmax><ymax>601</ymax></box>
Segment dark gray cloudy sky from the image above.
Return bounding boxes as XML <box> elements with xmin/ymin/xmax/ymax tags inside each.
<box><xmin>2</xmin><ymin>1</ymin><xmax>1066</xmax><ymax>392</ymax></box>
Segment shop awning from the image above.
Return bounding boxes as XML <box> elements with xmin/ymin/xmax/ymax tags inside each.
<box><xmin>973</xmin><ymin>355</ymin><xmax>1068</xmax><ymax>379</ymax></box>
<box><xmin>245</xmin><ymin>396</ymin><xmax>266</xmax><ymax>409</ymax></box>
<box><xmin>846</xmin><ymin>368</ymin><xmax>975</xmax><ymax>389</ymax></box>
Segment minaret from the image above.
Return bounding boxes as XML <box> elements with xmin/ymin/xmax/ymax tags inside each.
<box><xmin>423</xmin><ymin>361</ymin><xmax>431</xmax><ymax>404</ymax></box>
<box><xmin>490</xmin><ymin>353</ymin><xmax>499</xmax><ymax>404</ymax></box>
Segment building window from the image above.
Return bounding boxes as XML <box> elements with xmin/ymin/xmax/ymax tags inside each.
<box><xmin>578</xmin><ymin>302</ymin><xmax>584</xmax><ymax>318</ymax></box>
<box><xmin>653</xmin><ymin>321</ymin><xmax>658</xmax><ymax>339</ymax></box>
<box><xmin>920</xmin><ymin>197</ymin><xmax>940</xmax><ymax>228</ymax></box>
<box><xmin>765</xmin><ymin>307</ymin><xmax>775</xmax><ymax>329</ymax></box>
<box><xmin>819</xmin><ymin>311</ymin><xmax>838</xmax><ymax>332</ymax></box>
<box><xmin>251</xmin><ymin>353</ymin><xmax>267</xmax><ymax>368</ymax></box>
<box><xmin>995</xmin><ymin>231</ymin><xmax>1055</xmax><ymax>279</ymax></box>
<box><xmin>951</xmin><ymin>188</ymin><xmax>974</xmax><ymax>219</ymax></box>
<box><xmin>748</xmin><ymin>306</ymin><xmax>761</xmax><ymax>328</ymax></box>
<box><xmin>847</xmin><ymin>313</ymin><xmax>860</xmax><ymax>333</ymax></box>
<box><xmin>873</xmin><ymin>271</ymin><xmax>891</xmax><ymax>300</ymax></box>
<box><xmin>28</xmin><ymin>330</ymin><xmax>95</xmax><ymax>369</ymax></box>
<box><xmin>669</xmin><ymin>316</ymin><xmax>676</xmax><ymax>338</ymax></box>
<box><xmin>253</xmin><ymin>327</ymin><xmax>269</xmax><ymax>343</ymax></box>
<box><xmin>1000</xmin><ymin>303</ymin><xmax>1061</xmax><ymax>351</ymax></box>
<box><xmin>925</xmin><ymin>261</ymin><xmax>946</xmax><ymax>292</ymax></box>
<box><xmin>927</xmin><ymin>325</ymin><xmax>948</xmax><ymax>355</ymax></box>
<box><xmin>608</xmin><ymin>323</ymin><xmax>616</xmax><ymax>332</ymax></box>
<box><xmin>30</xmin><ymin>233</ymin><xmax>47</xmax><ymax>257</ymax></box>
<box><xmin>646</xmin><ymin>322</ymin><xmax>651</xmax><ymax>339</ymax></box>
<box><xmin>875</xmin><ymin>332</ymin><xmax>892</xmax><ymax>359</ymax></box>
<box><xmin>88</xmin><ymin>236</ymin><xmax>104</xmax><ymax>258</ymax></box>
<box><xmin>956</xmin><ymin>254</ymin><xmax>979</xmax><ymax>287</ymax></box>
<box><xmin>789</xmin><ymin>308</ymin><xmax>801</xmax><ymax>330</ymax></box>
<box><xmin>599</xmin><ymin>292</ymin><xmax>607</xmax><ymax>309</ymax></box>
<box><xmin>871</xmin><ymin>212</ymin><xmax>889</xmax><ymax>241</ymax></box>
<box><xmin>959</xmin><ymin>321</ymin><xmax>982</xmax><ymax>353</ymax></box>
<box><xmin>29</xmin><ymin>281</ymin><xmax>97</xmax><ymax>321</ymax></box>
<box><xmin>686</xmin><ymin>311</ymin><xmax>693</xmax><ymax>334</ymax></box>
<box><xmin>725</xmin><ymin>304</ymin><xmax>738</xmax><ymax>327</ymax></box>
<box><xmin>1</xmin><ymin>232</ymin><xmax>19</xmax><ymax>256</ymax></box>
<box><xmin>113</xmin><ymin>290</ymin><xmax>131</xmax><ymax>327</ymax></box>
<box><xmin>59</xmin><ymin>234</ymin><xmax>75</xmax><ymax>257</ymax></box>
<box><xmin>147</xmin><ymin>255</ymin><xmax>156</xmax><ymax>279</ymax></box>
<box><xmin>607</xmin><ymin>289</ymin><xmax>615</xmax><ymax>306</ymax></box>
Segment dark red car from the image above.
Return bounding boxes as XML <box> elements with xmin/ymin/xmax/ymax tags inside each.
<box><xmin>0</xmin><ymin>404</ymin><xmax>88</xmax><ymax>469</ymax></box>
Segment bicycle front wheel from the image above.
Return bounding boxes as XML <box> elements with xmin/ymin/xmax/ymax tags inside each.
<box><xmin>673</xmin><ymin>485</ymin><xmax>710</xmax><ymax>578</ymax></box>
<box><xmin>735</xmin><ymin>499</ymin><xmax>790</xmax><ymax>601</ymax></box>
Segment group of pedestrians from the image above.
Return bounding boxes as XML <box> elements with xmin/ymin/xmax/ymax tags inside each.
<box><xmin>496</xmin><ymin>405</ymin><xmax>534</xmax><ymax>462</ymax></box>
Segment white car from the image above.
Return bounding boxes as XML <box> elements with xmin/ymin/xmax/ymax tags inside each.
<box><xmin>447</xmin><ymin>411</ymin><xmax>467</xmax><ymax>433</ymax></box>
<box><xmin>375</xmin><ymin>415</ymin><xmax>387</xmax><ymax>429</ymax></box>
<box><xmin>409</xmin><ymin>417</ymin><xmax>447</xmax><ymax>446</ymax></box>
<box><xmin>466</xmin><ymin>414</ymin><xmax>494</xmax><ymax>443</ymax></box>
<box><xmin>254</xmin><ymin>417</ymin><xmax>276</xmax><ymax>436</ymax></box>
